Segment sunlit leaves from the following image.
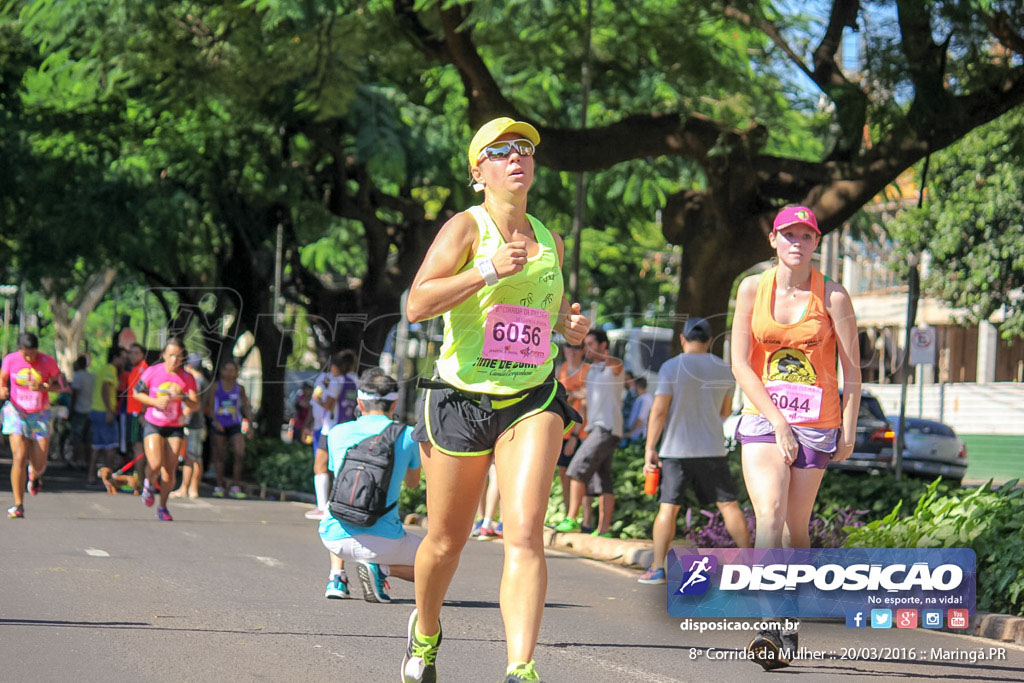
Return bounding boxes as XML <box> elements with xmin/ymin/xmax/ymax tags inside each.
<box><xmin>889</xmin><ymin>110</ymin><xmax>1024</xmax><ymax>338</ymax></box>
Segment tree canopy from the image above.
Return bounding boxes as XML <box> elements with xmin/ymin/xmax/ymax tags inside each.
<box><xmin>890</xmin><ymin>109</ymin><xmax>1024</xmax><ymax>338</ymax></box>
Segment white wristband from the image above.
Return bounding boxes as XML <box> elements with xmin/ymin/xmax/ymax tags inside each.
<box><xmin>476</xmin><ymin>258</ymin><xmax>499</xmax><ymax>286</ymax></box>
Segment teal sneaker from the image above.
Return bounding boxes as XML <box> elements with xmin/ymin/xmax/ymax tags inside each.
<box><xmin>554</xmin><ymin>518</ymin><xmax>580</xmax><ymax>533</ymax></box>
<box><xmin>356</xmin><ymin>561</ymin><xmax>391</xmax><ymax>603</ymax></box>
<box><xmin>402</xmin><ymin>609</ymin><xmax>441</xmax><ymax>682</ymax></box>
<box><xmin>504</xmin><ymin>660</ymin><xmax>541</xmax><ymax>681</ymax></box>
<box><xmin>324</xmin><ymin>575</ymin><xmax>349</xmax><ymax>599</ymax></box>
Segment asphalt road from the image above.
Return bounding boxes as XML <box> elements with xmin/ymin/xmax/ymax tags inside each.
<box><xmin>2</xmin><ymin>461</ymin><xmax>1023</xmax><ymax>683</ymax></box>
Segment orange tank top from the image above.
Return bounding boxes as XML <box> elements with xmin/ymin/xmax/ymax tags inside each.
<box><xmin>742</xmin><ymin>266</ymin><xmax>841</xmax><ymax>429</ymax></box>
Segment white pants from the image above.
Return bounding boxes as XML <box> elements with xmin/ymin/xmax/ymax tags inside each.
<box><xmin>321</xmin><ymin>532</ymin><xmax>421</xmax><ymax>568</ymax></box>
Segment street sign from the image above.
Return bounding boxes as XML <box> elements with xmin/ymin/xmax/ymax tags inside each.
<box><xmin>909</xmin><ymin>326</ymin><xmax>936</xmax><ymax>366</ymax></box>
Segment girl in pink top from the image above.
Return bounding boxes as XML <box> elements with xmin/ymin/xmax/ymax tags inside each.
<box><xmin>1</xmin><ymin>333</ymin><xmax>63</xmax><ymax>518</ymax></box>
<box><xmin>131</xmin><ymin>337</ymin><xmax>199</xmax><ymax>521</ymax></box>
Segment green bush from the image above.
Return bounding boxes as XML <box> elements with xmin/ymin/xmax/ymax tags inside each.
<box><xmin>814</xmin><ymin>471</ymin><xmax>958</xmax><ymax>518</ymax></box>
<box><xmin>543</xmin><ymin>442</ymin><xmax>961</xmax><ymax>542</ymax></box>
<box><xmin>248</xmin><ymin>438</ymin><xmax>314</xmax><ymax>494</ymax></box>
<box><xmin>544</xmin><ymin>441</ymin><xmax>714</xmax><ymax>539</ymax></box>
<box><xmin>844</xmin><ymin>478</ymin><xmax>1024</xmax><ymax>617</ymax></box>
<box><xmin>247</xmin><ymin>437</ymin><xmax>428</xmax><ymax>518</ymax></box>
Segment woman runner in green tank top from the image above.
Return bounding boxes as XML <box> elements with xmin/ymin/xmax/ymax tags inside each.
<box><xmin>402</xmin><ymin>117</ymin><xmax>590</xmax><ymax>683</ymax></box>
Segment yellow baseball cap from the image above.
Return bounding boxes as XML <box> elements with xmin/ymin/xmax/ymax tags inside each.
<box><xmin>468</xmin><ymin>117</ymin><xmax>541</xmax><ymax>168</ymax></box>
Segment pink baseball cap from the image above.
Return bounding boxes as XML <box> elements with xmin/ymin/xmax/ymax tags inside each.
<box><xmin>772</xmin><ymin>206</ymin><xmax>819</xmax><ymax>234</ymax></box>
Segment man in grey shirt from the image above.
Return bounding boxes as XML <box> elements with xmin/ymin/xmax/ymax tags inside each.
<box><xmin>638</xmin><ymin>318</ymin><xmax>750</xmax><ymax>584</ymax></box>
<box><xmin>70</xmin><ymin>355</ymin><xmax>95</xmax><ymax>471</ymax></box>
<box><xmin>557</xmin><ymin>328</ymin><xmax>625</xmax><ymax>537</ymax></box>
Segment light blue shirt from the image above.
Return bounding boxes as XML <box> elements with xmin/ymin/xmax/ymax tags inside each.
<box><xmin>318</xmin><ymin>414</ymin><xmax>420</xmax><ymax>542</ymax></box>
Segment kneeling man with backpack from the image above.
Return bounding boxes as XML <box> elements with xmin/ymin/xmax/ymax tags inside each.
<box><xmin>319</xmin><ymin>367</ymin><xmax>422</xmax><ymax>603</ymax></box>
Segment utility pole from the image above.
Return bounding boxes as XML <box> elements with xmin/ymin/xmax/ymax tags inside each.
<box><xmin>894</xmin><ymin>154</ymin><xmax>930</xmax><ymax>481</ymax></box>
<box><xmin>273</xmin><ymin>223</ymin><xmax>284</xmax><ymax>325</ymax></box>
<box><xmin>568</xmin><ymin>0</ymin><xmax>593</xmax><ymax>303</ymax></box>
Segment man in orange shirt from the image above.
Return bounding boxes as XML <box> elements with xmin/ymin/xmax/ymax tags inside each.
<box><xmin>124</xmin><ymin>343</ymin><xmax>149</xmax><ymax>483</ymax></box>
<box><xmin>554</xmin><ymin>343</ymin><xmax>589</xmax><ymax>521</ymax></box>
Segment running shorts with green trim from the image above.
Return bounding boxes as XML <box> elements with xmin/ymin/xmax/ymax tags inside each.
<box><xmin>2</xmin><ymin>402</ymin><xmax>51</xmax><ymax>440</ymax></box>
<box><xmin>412</xmin><ymin>377</ymin><xmax>580</xmax><ymax>456</ymax></box>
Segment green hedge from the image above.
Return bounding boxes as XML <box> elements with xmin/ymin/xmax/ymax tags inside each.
<box><xmin>248</xmin><ymin>438</ymin><xmax>314</xmax><ymax>494</ymax></box>
<box><xmin>247</xmin><ymin>437</ymin><xmax>429</xmax><ymax>518</ymax></box>
<box><xmin>843</xmin><ymin>478</ymin><xmax>1024</xmax><ymax>617</ymax></box>
<box><xmin>246</xmin><ymin>436</ymin><xmax>971</xmax><ymax>547</ymax></box>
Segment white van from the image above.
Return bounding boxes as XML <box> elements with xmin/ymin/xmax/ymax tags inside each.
<box><xmin>605</xmin><ymin>326</ymin><xmax>675</xmax><ymax>385</ymax></box>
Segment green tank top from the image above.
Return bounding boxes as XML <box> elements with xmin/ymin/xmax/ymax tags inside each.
<box><xmin>435</xmin><ymin>205</ymin><xmax>563</xmax><ymax>395</ymax></box>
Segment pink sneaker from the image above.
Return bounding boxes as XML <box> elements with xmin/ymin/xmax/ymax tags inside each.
<box><xmin>156</xmin><ymin>506</ymin><xmax>173</xmax><ymax>522</ymax></box>
<box><xmin>304</xmin><ymin>507</ymin><xmax>326</xmax><ymax>520</ymax></box>
<box><xmin>142</xmin><ymin>486</ymin><xmax>155</xmax><ymax>507</ymax></box>
<box><xmin>28</xmin><ymin>477</ymin><xmax>41</xmax><ymax>496</ymax></box>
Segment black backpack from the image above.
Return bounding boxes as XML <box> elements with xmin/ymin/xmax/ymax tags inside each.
<box><xmin>328</xmin><ymin>421</ymin><xmax>405</xmax><ymax>527</ymax></box>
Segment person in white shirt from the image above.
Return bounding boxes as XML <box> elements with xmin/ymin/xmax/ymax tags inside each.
<box><xmin>305</xmin><ymin>351</ymin><xmax>354</xmax><ymax>520</ymax></box>
<box><xmin>556</xmin><ymin>329</ymin><xmax>624</xmax><ymax>537</ymax></box>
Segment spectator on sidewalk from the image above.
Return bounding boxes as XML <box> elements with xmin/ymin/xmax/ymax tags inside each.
<box><xmin>87</xmin><ymin>347</ymin><xmax>127</xmax><ymax>488</ymax></box>
<box><xmin>124</xmin><ymin>343</ymin><xmax>150</xmax><ymax>490</ymax></box>
<box><xmin>306</xmin><ymin>350</ymin><xmax>356</xmax><ymax>520</ymax></box>
<box><xmin>553</xmin><ymin>342</ymin><xmax>589</xmax><ymax>518</ymax></box>
<box><xmin>207</xmin><ymin>358</ymin><xmax>252</xmax><ymax>499</ymax></box>
<box><xmin>69</xmin><ymin>355</ymin><xmax>94</xmax><ymax>470</ymax></box>
<box><xmin>557</xmin><ymin>328</ymin><xmax>624</xmax><ymax>537</ymax></box>
<box><xmin>624</xmin><ymin>376</ymin><xmax>653</xmax><ymax>443</ymax></box>
<box><xmin>319</xmin><ymin>368</ymin><xmax>421</xmax><ymax>603</ymax></box>
<box><xmin>638</xmin><ymin>317</ymin><xmax>750</xmax><ymax>585</ymax></box>
<box><xmin>171</xmin><ymin>353</ymin><xmax>210</xmax><ymax>500</ymax></box>
<box><xmin>293</xmin><ymin>382</ymin><xmax>313</xmax><ymax>445</ymax></box>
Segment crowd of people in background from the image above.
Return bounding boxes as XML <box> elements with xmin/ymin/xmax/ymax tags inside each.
<box><xmin>1</xmin><ymin>331</ymin><xmax>262</xmax><ymax>522</ymax></box>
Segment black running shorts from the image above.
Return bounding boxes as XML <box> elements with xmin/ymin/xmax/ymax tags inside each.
<box><xmin>412</xmin><ymin>377</ymin><xmax>579</xmax><ymax>456</ymax></box>
<box><xmin>659</xmin><ymin>457</ymin><xmax>738</xmax><ymax>506</ymax></box>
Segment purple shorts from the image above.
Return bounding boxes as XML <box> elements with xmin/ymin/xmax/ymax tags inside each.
<box><xmin>735</xmin><ymin>432</ymin><xmax>833</xmax><ymax>469</ymax></box>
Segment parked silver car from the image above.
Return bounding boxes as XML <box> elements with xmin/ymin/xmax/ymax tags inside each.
<box><xmin>887</xmin><ymin>416</ymin><xmax>968</xmax><ymax>486</ymax></box>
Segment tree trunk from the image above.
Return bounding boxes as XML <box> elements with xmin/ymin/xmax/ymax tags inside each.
<box><xmin>662</xmin><ymin>191</ymin><xmax>773</xmax><ymax>351</ymax></box>
<box><xmin>252</xmin><ymin>304</ymin><xmax>287</xmax><ymax>439</ymax></box>
<box><xmin>44</xmin><ymin>268</ymin><xmax>118</xmax><ymax>375</ymax></box>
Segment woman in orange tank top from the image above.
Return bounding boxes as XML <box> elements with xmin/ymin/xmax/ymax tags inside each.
<box><xmin>731</xmin><ymin>206</ymin><xmax>861</xmax><ymax>547</ymax></box>
<box><xmin>730</xmin><ymin>206</ymin><xmax>861</xmax><ymax>669</ymax></box>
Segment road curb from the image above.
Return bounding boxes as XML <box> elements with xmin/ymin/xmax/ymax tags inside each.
<box><xmin>402</xmin><ymin>513</ymin><xmax>1024</xmax><ymax>646</ymax></box>
<box><xmin>965</xmin><ymin>612</ymin><xmax>1024</xmax><ymax>645</ymax></box>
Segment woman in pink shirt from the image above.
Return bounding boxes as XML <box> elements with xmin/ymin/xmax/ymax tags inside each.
<box><xmin>131</xmin><ymin>337</ymin><xmax>199</xmax><ymax>521</ymax></box>
<box><xmin>1</xmin><ymin>333</ymin><xmax>63</xmax><ymax>519</ymax></box>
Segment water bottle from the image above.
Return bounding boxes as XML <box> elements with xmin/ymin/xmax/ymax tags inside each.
<box><xmin>644</xmin><ymin>466</ymin><xmax>660</xmax><ymax>495</ymax></box>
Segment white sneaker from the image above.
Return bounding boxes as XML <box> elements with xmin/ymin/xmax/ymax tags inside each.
<box><xmin>304</xmin><ymin>507</ymin><xmax>326</xmax><ymax>520</ymax></box>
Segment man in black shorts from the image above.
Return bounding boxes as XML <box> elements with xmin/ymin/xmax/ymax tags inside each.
<box><xmin>557</xmin><ymin>329</ymin><xmax>624</xmax><ymax>537</ymax></box>
<box><xmin>638</xmin><ymin>318</ymin><xmax>751</xmax><ymax>584</ymax></box>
